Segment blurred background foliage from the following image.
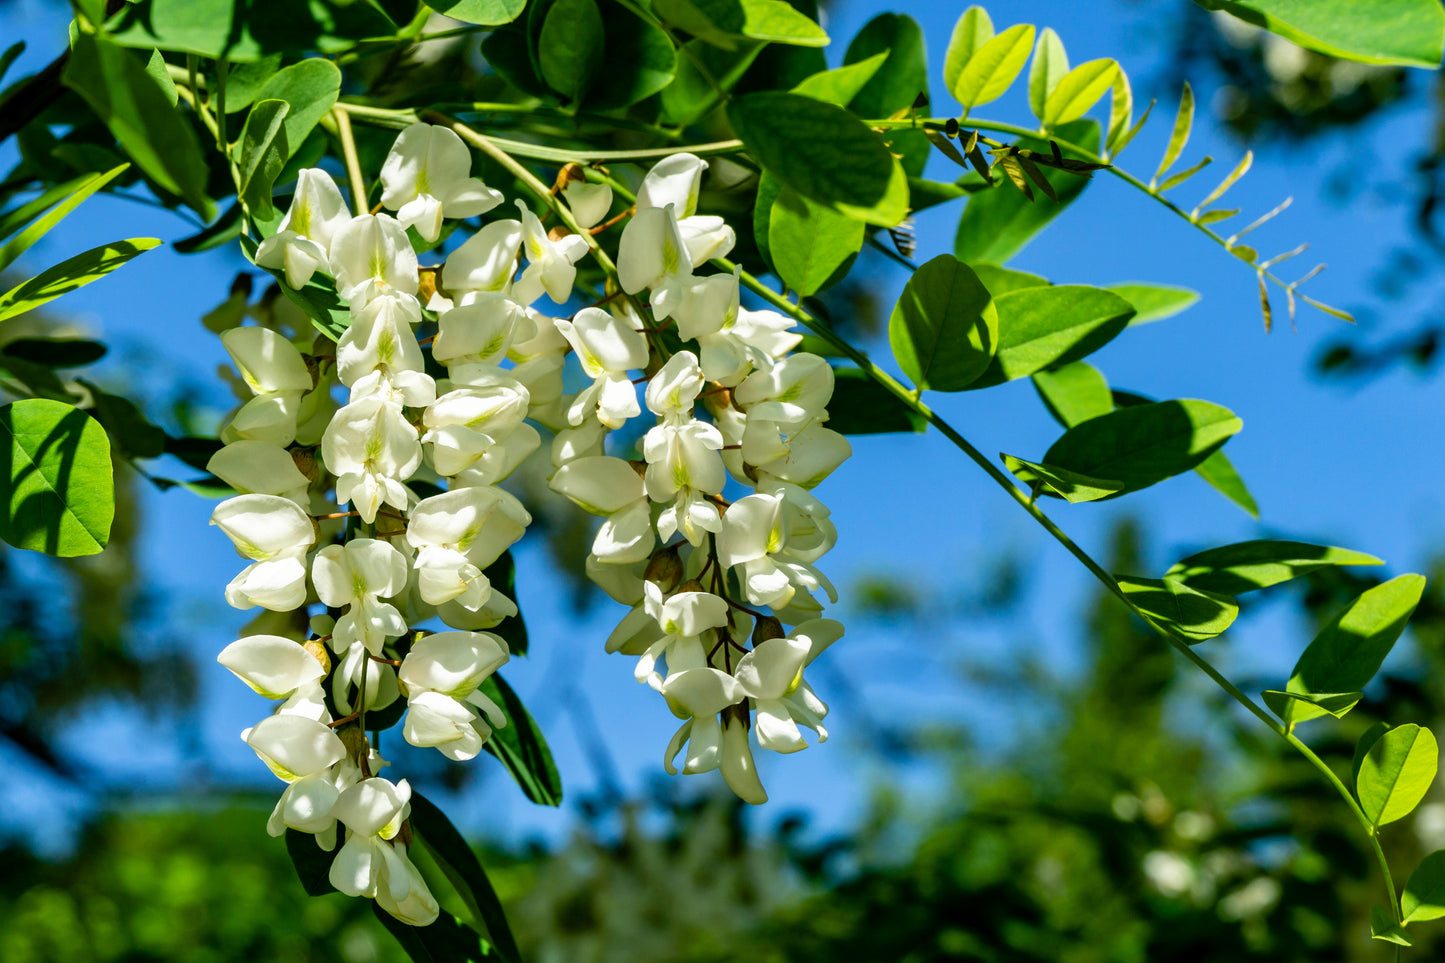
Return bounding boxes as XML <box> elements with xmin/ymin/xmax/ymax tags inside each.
<box><xmin>5</xmin><ymin>0</ymin><xmax>1445</xmax><ymax>959</ymax></box>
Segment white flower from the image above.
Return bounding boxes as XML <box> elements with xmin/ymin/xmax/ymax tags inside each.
<box><xmin>554</xmin><ymin>306</ymin><xmax>649</xmax><ymax>428</ymax></box>
<box><xmin>631</xmin><ymin>153</ymin><xmax>735</xmax><ymax>270</ymax></box>
<box><xmin>549</xmin><ymin>455</ymin><xmax>655</xmax><ymax>564</ymax></box>
<box><xmin>421</xmin><ymin>377</ymin><xmax>532</xmax><ymax>477</ymax></box>
<box><xmin>661</xmin><ymin>667</ymin><xmax>743</xmax><ymax>774</ymax></box>
<box><xmin>441</xmin><ymin>218</ymin><xmax>522</xmax><ymax>303</ymax></box>
<box><xmin>332</xmin><ymin>639</ymin><xmax>401</xmax><ymax>714</ymax></box>
<box><xmin>616</xmin><ymin>204</ymin><xmax>692</xmax><ymax>319</ymax></box>
<box><xmin>733</xmin><ymin>353</ymin><xmax>834</xmax><ymax>428</ymax></box>
<box><xmin>222</xmin><ymin>326</ymin><xmax>313</xmax><ymax>395</ymax></box>
<box><xmin>635</xmin><ymin>581</ymin><xmax>728</xmax><ymax>687</ymax></box>
<box><xmin>336</xmin><ymin>292</ymin><xmax>426</xmax><ymax>388</ymax></box>
<box><xmin>330</xmin><ymin>777</ymin><xmax>438</xmax><ymax>925</ymax></box>
<box><xmin>398</xmin><ymin>631</ymin><xmax>509</xmax><ymax>761</ymax></box>
<box><xmin>255</xmin><ymin>168</ymin><xmax>351</xmax><ymax>289</ymax></box>
<box><xmin>432</xmin><ymin>295</ymin><xmax>524</xmax><ymax>368</ymax></box>
<box><xmin>374</xmin><ymin>844</ymin><xmax>441</xmax><ymax>925</ymax></box>
<box><xmin>732</xmin><ymin>618</ymin><xmax>842</xmax><ymax>752</ymax></box>
<box><xmin>211</xmin><ymin>494</ymin><xmax>316</xmax><ymax>611</ymax></box>
<box><xmin>716</xmin><ymin>492</ymin><xmax>836</xmax><ymax>609</ymax></box>
<box><xmin>312</xmin><ymin>538</ymin><xmax>410</xmax><ymax>654</ymax></box>
<box><xmin>245</xmin><ymin>713</ymin><xmax>346</xmax><ymax>782</ymax></box>
<box><xmin>563</xmin><ymin>180</ymin><xmax>613</xmax><ymax>229</ymax></box>
<box><xmin>698</xmin><ymin>305</ymin><xmax>801</xmax><ymax>386</ymax></box>
<box><xmin>644</xmin><ymin>350</ymin><xmax>704</xmax><ymax>418</ymax></box>
<box><xmin>671</xmin><ymin>272</ymin><xmax>738</xmax><ymax>343</ymax></box>
<box><xmin>321</xmin><ymin>395</ymin><xmax>422</xmax><ymax>523</ymax></box>
<box><xmin>380</xmin><ymin>122</ymin><xmax>504</xmax><ymax>242</ymax></box>
<box><xmin>720</xmin><ymin>712</ymin><xmax>766</xmax><ymax>804</ymax></box>
<box><xmin>450</xmin><ymin>423</ymin><xmax>541</xmax><ymax>487</ymax></box>
<box><xmin>218</xmin><ymin>634</ymin><xmax>325</xmax><ymax>700</ymax></box>
<box><xmin>513</xmin><ymin>200</ymin><xmax>589</xmax><ymax>305</ymax></box>
<box><xmin>753</xmin><ymin>421</ymin><xmax>852</xmax><ymax>489</ymax></box>
<box><xmin>406</xmin><ymin>486</ymin><xmax>531</xmax><ymax>608</ymax></box>
<box><xmin>207</xmin><ymin>441</ymin><xmax>310</xmax><ymax>506</ymax></box>
<box><xmin>329</xmin><ymin>213</ymin><xmax>419</xmax><ymax>306</ymax></box>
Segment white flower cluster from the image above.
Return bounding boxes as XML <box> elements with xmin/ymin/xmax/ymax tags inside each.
<box><xmin>207</xmin><ymin>123</ymin><xmax>850</xmax><ymax>923</ymax></box>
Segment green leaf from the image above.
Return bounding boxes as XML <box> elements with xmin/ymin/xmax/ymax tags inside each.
<box><xmin>653</xmin><ymin>0</ymin><xmax>828</xmax><ymax>49</ymax></box>
<box><xmin>1</xmin><ymin>339</ymin><xmax>107</xmax><ymax>368</ymax></box>
<box><xmin>1107</xmin><ymin>282</ymin><xmax>1200</xmax><ymax>325</ymax></box>
<box><xmin>1261</xmin><ymin>689</ymin><xmax>1362</xmax><ymax>720</ymax></box>
<box><xmin>1358</xmin><ymin>723</ymin><xmax>1438</xmax><ymax>827</ymax></box>
<box><xmin>951</xmin><ymin>24</ymin><xmax>1035</xmax><ymax>111</ymax></box>
<box><xmin>240</xmin><ymin>236</ymin><xmax>348</xmax><ymax>341</ymax></box>
<box><xmin>973</xmin><ymin>262</ymin><xmax>1049</xmax><ymax>296</ymax></box>
<box><xmin>588</xmin><ymin>4</ymin><xmax>678</xmax><ymax>110</ymax></box>
<box><xmin>660</xmin><ymin>38</ymin><xmax>761</xmax><ymax>127</ymax></box>
<box><xmin>409</xmin><ymin>792</ymin><xmax>522</xmax><ymax>963</ymax></box>
<box><xmin>828</xmin><ymin>368</ymin><xmax>925</xmax><ymax>434</ymax></box>
<box><xmin>1153</xmin><ymin>82</ymin><xmax>1194</xmax><ymax>187</ymax></box>
<box><xmin>1194</xmin><ymin>0</ymin><xmax>1445</xmax><ymax>68</ymax></box>
<box><xmin>969</xmin><ymin>283</ymin><xmax>1134</xmax><ymax>388</ymax></box>
<box><xmin>1105</xmin><ymin>68</ymin><xmax>1133</xmax><ymax>156</ymax></box>
<box><xmin>253</xmin><ymin>59</ymin><xmax>341</xmax><ymax>162</ymax></box>
<box><xmin>0</xmin><ymin>399</ymin><xmax>114</xmax><ymax>557</ymax></box>
<box><xmin>954</xmin><ymin>120</ymin><xmax>1099</xmax><ymax>264</ymax></box>
<box><xmin>728</xmin><ymin>91</ymin><xmax>908</xmax><ymax>227</ymax></box>
<box><xmin>1041</xmin><ymin>399</ymin><xmax>1242</xmax><ymax>495</ymax></box>
<box><xmin>1167</xmin><ymin>540</ymin><xmax>1384</xmax><ymax>595</ymax></box>
<box><xmin>0</xmin><ymin>165</ymin><xmax>129</xmax><ymax>274</ymax></box>
<box><xmin>540</xmin><ymin>0</ymin><xmax>605</xmax><ymax>101</ymax></box>
<box><xmin>1027</xmin><ymin>27</ymin><xmax>1068</xmax><ymax>122</ymax></box>
<box><xmin>1193</xmin><ymin>449</ymin><xmax>1259</xmax><ymax>518</ymax></box>
<box><xmin>1354</xmin><ymin>722</ymin><xmax>1392</xmax><ymax>788</ymax></box>
<box><xmin>769</xmin><ymin>188</ymin><xmax>863</xmax><ymax>297</ymax></box>
<box><xmin>284</xmin><ymin>828</ymin><xmax>335</xmax><ymax>896</ymax></box>
<box><xmin>78</xmin><ymin>380</ymin><xmax>167</xmax><ymax>460</ymax></box>
<box><xmin>792</xmin><ymin>52</ymin><xmax>887</xmax><ymax>107</ymax></box>
<box><xmin>1042</xmin><ymin>58</ymin><xmax>1118</xmax><ymax>127</ymax></box>
<box><xmin>1370</xmin><ymin>904</ymin><xmax>1414</xmax><ymax>946</ymax></box>
<box><xmin>1403</xmin><ymin>850</ymin><xmax>1445</xmax><ymax>923</ymax></box>
<box><xmin>888</xmin><ymin>255</ymin><xmax>998</xmax><ymax>392</ymax></box>
<box><xmin>0</xmin><ymin>41</ymin><xmax>25</xmax><ymax>87</ymax></box>
<box><xmin>752</xmin><ymin>172</ymin><xmax>782</xmax><ymax>272</ymax></box>
<box><xmin>238</xmin><ymin>99</ymin><xmax>290</xmax><ymax>220</ymax></box>
<box><xmin>1282</xmin><ymin>574</ymin><xmax>1426</xmax><ymax>725</ymax></box>
<box><xmin>109</xmin><ymin>0</ymin><xmax>402</xmax><ymax>59</ymax></box>
<box><xmin>0</xmin><ymin>238</ymin><xmax>161</xmax><ymax>322</ymax></box>
<box><xmin>737</xmin><ymin>0</ymin><xmax>828</xmax><ymax>46</ymax></box>
<box><xmin>943</xmin><ymin>6</ymin><xmax>993</xmax><ymax>95</ymax></box>
<box><xmin>424</xmin><ymin>0</ymin><xmax>527</xmax><ymax>25</ymax></box>
<box><xmin>1033</xmin><ymin>361</ymin><xmax>1112</xmax><ymax>428</ymax></box>
<box><xmin>371</xmin><ymin>908</ymin><xmax>495</xmax><ymax>963</ymax></box>
<box><xmin>1116</xmin><ymin>575</ymin><xmax>1239</xmax><ymax>643</ymax></box>
<box><xmin>222</xmin><ymin>54</ymin><xmax>283</xmax><ymax>113</ymax></box>
<box><xmin>1002</xmin><ymin>454</ymin><xmax>1123</xmax><ymax>503</ymax></box>
<box><xmin>482</xmin><ymin>552</ymin><xmax>528</xmax><ymax>656</ymax></box>
<box><xmin>63</xmin><ymin>35</ymin><xmax>213</xmax><ymax>219</ymax></box>
<box><xmin>480</xmin><ymin>673</ymin><xmax>562</xmax><ymax>806</ymax></box>
<box><xmin>842</xmin><ymin>13</ymin><xmax>929</xmax><ymax>178</ymax></box>
<box><xmin>175</xmin><ymin>203</ymin><xmax>244</xmax><ymax>254</ymax></box>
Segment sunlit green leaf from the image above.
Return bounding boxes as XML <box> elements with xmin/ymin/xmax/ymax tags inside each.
<box><xmin>952</xmin><ymin>24</ymin><xmax>1035</xmax><ymax>111</ymax></box>
<box><xmin>1403</xmin><ymin>850</ymin><xmax>1445</xmax><ymax>923</ymax></box>
<box><xmin>1283</xmin><ymin>574</ymin><xmax>1426</xmax><ymax>725</ymax></box>
<box><xmin>238</xmin><ymin>99</ymin><xmax>290</xmax><ymax>220</ymax></box>
<box><xmin>1002</xmin><ymin>453</ymin><xmax>1123</xmax><ymax>503</ymax></box>
<box><xmin>1152</xmin><ymin>82</ymin><xmax>1194</xmax><ymax>188</ymax></box>
<box><xmin>1194</xmin><ymin>450</ymin><xmax>1258</xmax><ymax>517</ymax></box>
<box><xmin>1167</xmin><ymin>540</ymin><xmax>1383</xmax><ymax>595</ymax></box>
<box><xmin>1041</xmin><ymin>58</ymin><xmax>1118</xmax><ymax>127</ymax></box>
<box><xmin>889</xmin><ymin>255</ymin><xmax>998</xmax><ymax>392</ymax></box>
<box><xmin>1027</xmin><ymin>26</ymin><xmax>1067</xmax><ymax>122</ymax></box>
<box><xmin>252</xmin><ymin>59</ymin><xmax>340</xmax><ymax>162</ymax></box>
<box><xmin>654</xmin><ymin>0</ymin><xmax>827</xmax><ymax>49</ymax></box>
<box><xmin>969</xmin><ymin>284</ymin><xmax>1134</xmax><ymax>388</ymax></box>
<box><xmin>1262</xmin><ymin>689</ymin><xmax>1362</xmax><ymax>721</ymax></box>
<box><xmin>425</xmin><ymin>0</ymin><xmax>526</xmax><ymax>25</ymax></box>
<box><xmin>1358</xmin><ymin>723</ymin><xmax>1438</xmax><ymax>827</ymax></box>
<box><xmin>973</xmin><ymin>262</ymin><xmax>1049</xmax><ymax>296</ymax></box>
<box><xmin>1107</xmin><ymin>282</ymin><xmax>1200</xmax><ymax>325</ymax></box>
<box><xmin>792</xmin><ymin>52</ymin><xmax>887</xmax><ymax>106</ymax></box>
<box><xmin>1194</xmin><ymin>0</ymin><xmax>1445</xmax><ymax>68</ymax></box>
<box><xmin>942</xmin><ymin>6</ymin><xmax>993</xmax><ymax>95</ymax></box>
<box><xmin>1117</xmin><ymin>575</ymin><xmax>1238</xmax><ymax>643</ymax></box>
<box><xmin>0</xmin><ymin>165</ymin><xmax>129</xmax><ymax>273</ymax></box>
<box><xmin>769</xmin><ymin>188</ymin><xmax>863</xmax><ymax>297</ymax></box>
<box><xmin>1033</xmin><ymin>361</ymin><xmax>1112</xmax><ymax>428</ymax></box>
<box><xmin>0</xmin><ymin>238</ymin><xmax>161</xmax><ymax>322</ymax></box>
<box><xmin>1105</xmin><ymin>67</ymin><xmax>1133</xmax><ymax>156</ymax></box>
<box><xmin>1370</xmin><ymin>904</ymin><xmax>1414</xmax><ymax>946</ymax></box>
<box><xmin>0</xmin><ymin>399</ymin><xmax>114</xmax><ymax>557</ymax></box>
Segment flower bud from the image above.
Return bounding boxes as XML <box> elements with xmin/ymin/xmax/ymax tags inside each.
<box><xmin>291</xmin><ymin>446</ymin><xmax>319</xmax><ymax>483</ymax></box>
<box><xmin>677</xmin><ymin>578</ymin><xmax>706</xmax><ymax>596</ymax></box>
<box><xmin>338</xmin><ymin>725</ymin><xmax>371</xmax><ymax>762</ymax></box>
<box><xmin>752</xmin><ymin>615</ymin><xmax>785</xmax><ymax>646</ymax></box>
<box><xmin>644</xmin><ymin>544</ymin><xmax>684</xmax><ymax>591</ymax></box>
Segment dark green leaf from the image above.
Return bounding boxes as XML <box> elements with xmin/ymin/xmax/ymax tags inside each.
<box><xmin>409</xmin><ymin>792</ymin><xmax>522</xmax><ymax>963</ymax></box>
<box><xmin>1370</xmin><ymin>905</ymin><xmax>1413</xmax><ymax>946</ymax></box>
<box><xmin>752</xmin><ymin>172</ymin><xmax>782</xmax><ymax>272</ymax></box>
<box><xmin>480</xmin><ymin>673</ymin><xmax>562</xmax><ymax>806</ymax></box>
<box><xmin>175</xmin><ymin>203</ymin><xmax>244</xmax><ymax>254</ymax></box>
<box><xmin>1002</xmin><ymin>453</ymin><xmax>1123</xmax><ymax>503</ymax></box>
<box><xmin>968</xmin><ymin>284</ymin><xmax>1134</xmax><ymax>388</ymax></box>
<box><xmin>1</xmin><ymin>339</ymin><xmax>107</xmax><ymax>368</ymax></box>
<box><xmin>284</xmin><ymin>827</ymin><xmax>335</xmax><ymax>896</ymax></box>
<box><xmin>371</xmin><ymin>908</ymin><xmax>496</xmax><ymax>963</ymax></box>
<box><xmin>482</xmin><ymin>552</ymin><xmax>528</xmax><ymax>656</ymax></box>
<box><xmin>827</xmin><ymin>368</ymin><xmax>925</xmax><ymax>434</ymax></box>
<box><xmin>239</xmin><ymin>99</ymin><xmax>291</xmax><ymax>220</ymax></box>
<box><xmin>0</xmin><ymin>239</ymin><xmax>162</xmax><ymax>322</ymax></box>
<box><xmin>1194</xmin><ymin>0</ymin><xmax>1445</xmax><ymax>68</ymax></box>
<box><xmin>78</xmin><ymin>380</ymin><xmax>168</xmax><ymax>460</ymax></box>
<box><xmin>1403</xmin><ymin>850</ymin><xmax>1445</xmax><ymax>923</ymax></box>
<box><xmin>0</xmin><ymin>41</ymin><xmax>24</xmax><ymax>87</ymax></box>
<box><xmin>842</xmin><ymin>13</ymin><xmax>929</xmax><ymax>177</ymax></box>
<box><xmin>540</xmin><ymin>0</ymin><xmax>605</xmax><ymax>101</ymax></box>
<box><xmin>0</xmin><ymin>166</ymin><xmax>129</xmax><ymax>273</ymax></box>
<box><xmin>1282</xmin><ymin>574</ymin><xmax>1426</xmax><ymax>725</ymax></box>
<box><xmin>222</xmin><ymin>54</ymin><xmax>284</xmax><ymax>113</ymax></box>
<box><xmin>240</xmin><ymin>236</ymin><xmax>349</xmax><ymax>341</ymax></box>
<box><xmin>63</xmin><ymin>35</ymin><xmax>213</xmax><ymax>218</ymax></box>
<box><xmin>588</xmin><ymin>4</ymin><xmax>677</xmax><ymax>110</ymax></box>
<box><xmin>425</xmin><ymin>0</ymin><xmax>527</xmax><ymax>25</ymax></box>
<box><xmin>955</xmin><ymin>121</ymin><xmax>1099</xmax><ymax>264</ymax></box>
<box><xmin>0</xmin><ymin>399</ymin><xmax>114</xmax><ymax>557</ymax></box>
<box><xmin>109</xmin><ymin>0</ymin><xmax>401</xmax><ymax>60</ymax></box>
<box><xmin>1358</xmin><ymin>723</ymin><xmax>1438</xmax><ymax>827</ymax></box>
<box><xmin>1167</xmin><ymin>540</ymin><xmax>1384</xmax><ymax>595</ymax></box>
<box><xmin>1041</xmin><ymin>399</ymin><xmax>1242</xmax><ymax>495</ymax></box>
<box><xmin>1116</xmin><ymin>575</ymin><xmax>1238</xmax><ymax>643</ymax></box>
<box><xmin>661</xmin><ymin>38</ymin><xmax>762</xmax><ymax>127</ymax></box>
<box><xmin>1033</xmin><ymin>361</ymin><xmax>1112</xmax><ymax>428</ymax></box>
<box><xmin>888</xmin><ymin>255</ymin><xmax>998</xmax><ymax>392</ymax></box>
<box><xmin>769</xmin><ymin>188</ymin><xmax>864</xmax><ymax>297</ymax></box>
<box><xmin>728</xmin><ymin>91</ymin><xmax>908</xmax><ymax>226</ymax></box>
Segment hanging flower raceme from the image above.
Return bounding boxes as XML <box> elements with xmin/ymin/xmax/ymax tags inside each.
<box><xmin>207</xmin><ymin>127</ymin><xmax>852</xmax><ymax>928</ymax></box>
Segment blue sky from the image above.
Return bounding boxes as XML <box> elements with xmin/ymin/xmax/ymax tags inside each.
<box><xmin>4</xmin><ymin>0</ymin><xmax>1444</xmax><ymax>853</ymax></box>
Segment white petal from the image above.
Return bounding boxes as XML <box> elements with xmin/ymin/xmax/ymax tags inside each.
<box><xmin>218</xmin><ymin>634</ymin><xmax>325</xmax><ymax>699</ymax></box>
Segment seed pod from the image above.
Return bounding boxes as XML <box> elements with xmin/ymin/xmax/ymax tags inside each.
<box><xmin>645</xmin><ymin>544</ymin><xmax>684</xmax><ymax>591</ymax></box>
<box><xmin>752</xmin><ymin>615</ymin><xmax>785</xmax><ymax>646</ymax></box>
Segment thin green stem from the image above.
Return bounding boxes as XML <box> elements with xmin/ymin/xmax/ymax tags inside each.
<box><xmin>332</xmin><ymin>107</ymin><xmax>369</xmax><ymax>214</ymax></box>
<box><xmin>721</xmin><ymin>256</ymin><xmax>1400</xmax><ymax>918</ymax></box>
